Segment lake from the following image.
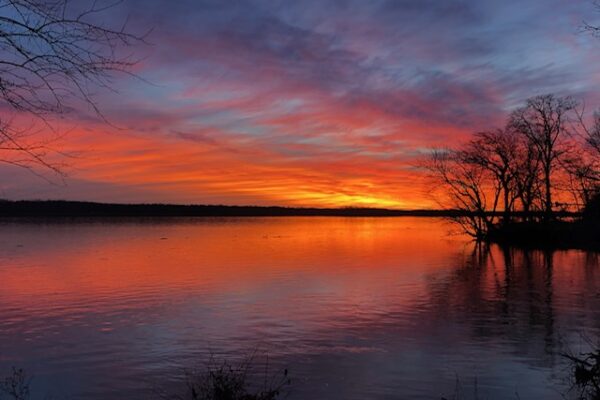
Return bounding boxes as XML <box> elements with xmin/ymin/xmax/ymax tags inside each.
<box><xmin>0</xmin><ymin>217</ymin><xmax>598</xmax><ymax>399</ymax></box>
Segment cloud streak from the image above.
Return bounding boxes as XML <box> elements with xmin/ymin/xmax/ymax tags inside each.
<box><xmin>3</xmin><ymin>0</ymin><xmax>600</xmax><ymax>207</ymax></box>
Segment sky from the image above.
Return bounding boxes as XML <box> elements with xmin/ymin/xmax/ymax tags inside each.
<box><xmin>3</xmin><ymin>0</ymin><xmax>600</xmax><ymax>208</ymax></box>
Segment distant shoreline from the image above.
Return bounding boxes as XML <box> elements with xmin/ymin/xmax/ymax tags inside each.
<box><xmin>0</xmin><ymin>199</ymin><xmax>457</xmax><ymax>218</ymax></box>
<box><xmin>0</xmin><ymin>200</ymin><xmax>583</xmax><ymax>218</ymax></box>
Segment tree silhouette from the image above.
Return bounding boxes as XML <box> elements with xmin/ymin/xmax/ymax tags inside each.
<box><xmin>460</xmin><ymin>129</ymin><xmax>521</xmax><ymax>223</ymax></box>
<box><xmin>513</xmin><ymin>133</ymin><xmax>543</xmax><ymax>219</ymax></box>
<box><xmin>0</xmin><ymin>0</ymin><xmax>146</xmax><ymax>178</ymax></box>
<box><xmin>587</xmin><ymin>112</ymin><xmax>600</xmax><ymax>157</ymax></box>
<box><xmin>424</xmin><ymin>94</ymin><xmax>600</xmax><ymax>238</ymax></box>
<box><xmin>508</xmin><ymin>94</ymin><xmax>578</xmax><ymax>218</ymax></box>
<box><xmin>423</xmin><ymin>149</ymin><xmax>499</xmax><ymax>238</ymax></box>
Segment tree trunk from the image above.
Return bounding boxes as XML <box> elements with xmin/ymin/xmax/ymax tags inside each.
<box><xmin>503</xmin><ymin>185</ymin><xmax>511</xmax><ymax>225</ymax></box>
<box><xmin>544</xmin><ymin>163</ymin><xmax>552</xmax><ymax>220</ymax></box>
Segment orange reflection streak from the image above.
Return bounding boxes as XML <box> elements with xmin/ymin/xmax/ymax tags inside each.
<box><xmin>0</xmin><ymin>218</ymin><xmax>463</xmax><ymax>310</ymax></box>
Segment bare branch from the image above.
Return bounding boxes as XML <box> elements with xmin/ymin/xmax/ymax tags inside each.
<box><xmin>0</xmin><ymin>0</ymin><xmax>147</xmax><ymax>178</ymax></box>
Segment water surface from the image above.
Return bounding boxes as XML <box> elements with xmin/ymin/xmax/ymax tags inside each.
<box><xmin>0</xmin><ymin>217</ymin><xmax>598</xmax><ymax>399</ymax></box>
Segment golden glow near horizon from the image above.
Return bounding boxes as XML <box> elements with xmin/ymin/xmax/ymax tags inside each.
<box><xmin>6</xmin><ymin>125</ymin><xmax>436</xmax><ymax>208</ymax></box>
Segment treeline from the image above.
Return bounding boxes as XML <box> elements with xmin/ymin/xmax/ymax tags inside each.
<box><xmin>0</xmin><ymin>200</ymin><xmax>463</xmax><ymax>218</ymax></box>
<box><xmin>424</xmin><ymin>94</ymin><xmax>600</xmax><ymax>239</ymax></box>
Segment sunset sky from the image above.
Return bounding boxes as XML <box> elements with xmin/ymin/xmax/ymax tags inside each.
<box><xmin>3</xmin><ymin>0</ymin><xmax>600</xmax><ymax>208</ymax></box>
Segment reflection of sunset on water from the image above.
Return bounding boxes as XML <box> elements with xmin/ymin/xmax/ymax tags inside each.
<box><xmin>0</xmin><ymin>218</ymin><xmax>459</xmax><ymax>309</ymax></box>
<box><xmin>1</xmin><ymin>218</ymin><xmax>598</xmax><ymax>399</ymax></box>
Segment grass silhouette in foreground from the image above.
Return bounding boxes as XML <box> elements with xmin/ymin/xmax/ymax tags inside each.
<box><xmin>3</xmin><ymin>347</ymin><xmax>600</xmax><ymax>400</ymax></box>
<box><xmin>0</xmin><ymin>368</ymin><xmax>29</xmax><ymax>400</ymax></box>
<box><xmin>562</xmin><ymin>343</ymin><xmax>600</xmax><ymax>400</ymax></box>
<box><xmin>165</xmin><ymin>357</ymin><xmax>290</xmax><ymax>400</ymax></box>
<box><xmin>1</xmin><ymin>357</ymin><xmax>290</xmax><ymax>400</ymax></box>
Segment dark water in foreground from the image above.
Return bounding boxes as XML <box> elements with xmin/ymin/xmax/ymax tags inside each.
<box><xmin>0</xmin><ymin>217</ymin><xmax>599</xmax><ymax>399</ymax></box>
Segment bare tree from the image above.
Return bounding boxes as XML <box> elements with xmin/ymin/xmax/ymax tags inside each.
<box><xmin>509</xmin><ymin>94</ymin><xmax>578</xmax><ymax>218</ymax></box>
<box><xmin>0</xmin><ymin>0</ymin><xmax>146</xmax><ymax>177</ymax></box>
<box><xmin>513</xmin><ymin>135</ymin><xmax>543</xmax><ymax>218</ymax></box>
<box><xmin>581</xmin><ymin>5</ymin><xmax>600</xmax><ymax>212</ymax></box>
<box><xmin>461</xmin><ymin>129</ymin><xmax>520</xmax><ymax>224</ymax></box>
<box><xmin>463</xmin><ymin>127</ymin><xmax>547</xmax><ymax>221</ymax></box>
<box><xmin>424</xmin><ymin>149</ymin><xmax>500</xmax><ymax>238</ymax></box>
<box><xmin>423</xmin><ymin>94</ymin><xmax>598</xmax><ymax>240</ymax></box>
<box><xmin>586</xmin><ymin>112</ymin><xmax>600</xmax><ymax>156</ymax></box>
<box><xmin>568</xmin><ymin>109</ymin><xmax>600</xmax><ymax>210</ymax></box>
<box><xmin>0</xmin><ymin>117</ymin><xmax>68</xmax><ymax>180</ymax></box>
<box><xmin>562</xmin><ymin>155</ymin><xmax>600</xmax><ymax>208</ymax></box>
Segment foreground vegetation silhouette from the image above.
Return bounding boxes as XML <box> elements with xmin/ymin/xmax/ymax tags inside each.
<box><xmin>563</xmin><ymin>347</ymin><xmax>600</xmax><ymax>400</ymax></box>
<box><xmin>3</xmin><ymin>348</ymin><xmax>600</xmax><ymax>400</ymax></box>
<box><xmin>1</xmin><ymin>357</ymin><xmax>290</xmax><ymax>400</ymax></box>
<box><xmin>163</xmin><ymin>358</ymin><xmax>290</xmax><ymax>400</ymax></box>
